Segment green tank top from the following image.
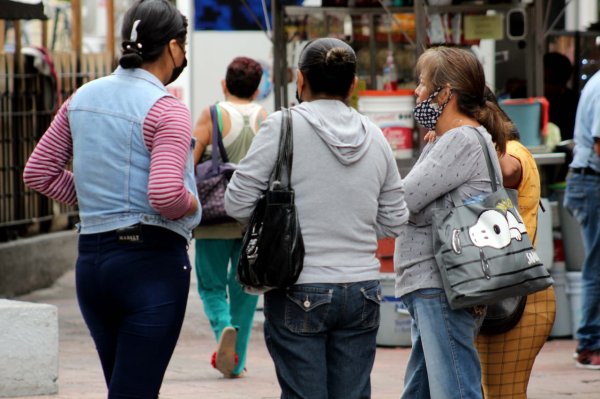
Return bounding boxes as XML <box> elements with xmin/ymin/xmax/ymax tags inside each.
<box><xmin>201</xmin><ymin>102</ymin><xmax>259</xmax><ymax>164</ymax></box>
<box><xmin>195</xmin><ymin>101</ymin><xmax>262</xmax><ymax>239</ymax></box>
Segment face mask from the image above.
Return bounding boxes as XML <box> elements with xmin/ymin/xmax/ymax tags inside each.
<box><xmin>167</xmin><ymin>56</ymin><xmax>187</xmax><ymax>85</ymax></box>
<box><xmin>295</xmin><ymin>89</ymin><xmax>303</xmax><ymax>104</ymax></box>
<box><xmin>167</xmin><ymin>43</ymin><xmax>187</xmax><ymax>85</ymax></box>
<box><xmin>413</xmin><ymin>87</ymin><xmax>452</xmax><ymax>130</ymax></box>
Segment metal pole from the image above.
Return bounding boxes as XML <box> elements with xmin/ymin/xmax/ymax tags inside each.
<box><xmin>526</xmin><ymin>1</ymin><xmax>546</xmax><ymax>97</ymax></box>
<box><xmin>414</xmin><ymin>0</ymin><xmax>427</xmax><ymax>59</ymax></box>
<box><xmin>273</xmin><ymin>0</ymin><xmax>288</xmax><ymax>109</ymax></box>
<box><xmin>273</xmin><ymin>0</ymin><xmax>282</xmax><ymax>110</ymax></box>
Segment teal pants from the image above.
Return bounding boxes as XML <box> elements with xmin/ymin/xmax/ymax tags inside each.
<box><xmin>195</xmin><ymin>238</ymin><xmax>258</xmax><ymax>375</ymax></box>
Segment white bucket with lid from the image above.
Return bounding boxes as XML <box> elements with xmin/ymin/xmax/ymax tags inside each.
<box><xmin>550</xmin><ymin>266</ymin><xmax>572</xmax><ymax>337</ymax></box>
<box><xmin>376</xmin><ymin>273</ymin><xmax>412</xmax><ymax>347</ymax></box>
<box><xmin>566</xmin><ymin>271</ymin><xmax>583</xmax><ymax>336</ymax></box>
<box><xmin>358</xmin><ymin>90</ymin><xmax>414</xmax><ymax>159</ymax></box>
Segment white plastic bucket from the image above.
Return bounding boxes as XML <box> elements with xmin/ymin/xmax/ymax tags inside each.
<box><xmin>358</xmin><ymin>90</ymin><xmax>414</xmax><ymax>159</ymax></box>
<box><xmin>376</xmin><ymin>273</ymin><xmax>412</xmax><ymax>347</ymax></box>
<box><xmin>537</xmin><ymin>198</ymin><xmax>554</xmax><ymax>271</ymax></box>
<box><xmin>549</xmin><ymin>266</ymin><xmax>572</xmax><ymax>337</ymax></box>
<box><xmin>566</xmin><ymin>271</ymin><xmax>583</xmax><ymax>336</ymax></box>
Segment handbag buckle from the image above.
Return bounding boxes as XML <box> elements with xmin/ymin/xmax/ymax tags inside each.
<box><xmin>270</xmin><ymin>180</ymin><xmax>282</xmax><ymax>190</ymax></box>
<box><xmin>451</xmin><ymin>229</ymin><xmax>462</xmax><ymax>254</ymax></box>
<box><xmin>480</xmin><ymin>250</ymin><xmax>492</xmax><ymax>280</ymax></box>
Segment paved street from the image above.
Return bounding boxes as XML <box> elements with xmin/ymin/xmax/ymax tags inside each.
<box><xmin>12</xmin><ymin>256</ymin><xmax>600</xmax><ymax>399</ymax></box>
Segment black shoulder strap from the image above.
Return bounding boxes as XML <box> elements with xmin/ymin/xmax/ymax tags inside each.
<box><xmin>209</xmin><ymin>104</ymin><xmax>229</xmax><ymax>164</ymax></box>
<box><xmin>271</xmin><ymin>108</ymin><xmax>293</xmax><ymax>188</ymax></box>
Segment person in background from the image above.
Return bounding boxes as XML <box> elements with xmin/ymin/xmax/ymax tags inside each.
<box><xmin>564</xmin><ymin>68</ymin><xmax>600</xmax><ymax>370</ymax></box>
<box><xmin>192</xmin><ymin>56</ymin><xmax>267</xmax><ymax>378</ymax></box>
<box><xmin>544</xmin><ymin>52</ymin><xmax>579</xmax><ymax>141</ymax></box>
<box><xmin>23</xmin><ymin>1</ymin><xmax>200</xmax><ymax>397</ymax></box>
<box><xmin>395</xmin><ymin>46</ymin><xmax>511</xmax><ymax>399</ymax></box>
<box><xmin>225</xmin><ymin>37</ymin><xmax>409</xmax><ymax>398</ymax></box>
<box><xmin>475</xmin><ymin>88</ymin><xmax>557</xmax><ymax>398</ymax></box>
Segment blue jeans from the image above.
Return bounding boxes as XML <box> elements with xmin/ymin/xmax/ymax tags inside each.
<box><xmin>564</xmin><ymin>172</ymin><xmax>600</xmax><ymax>352</ymax></box>
<box><xmin>76</xmin><ymin>225</ymin><xmax>191</xmax><ymax>399</ymax></box>
<box><xmin>263</xmin><ymin>281</ymin><xmax>381</xmax><ymax>399</ymax></box>
<box><xmin>401</xmin><ymin>288</ymin><xmax>483</xmax><ymax>399</ymax></box>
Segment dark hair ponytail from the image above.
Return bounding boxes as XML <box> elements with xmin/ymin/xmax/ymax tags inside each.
<box><xmin>298</xmin><ymin>38</ymin><xmax>356</xmax><ymax>99</ymax></box>
<box><xmin>119</xmin><ymin>0</ymin><xmax>187</xmax><ymax>69</ymax></box>
<box><xmin>475</xmin><ymin>102</ymin><xmax>509</xmax><ymax>154</ymax></box>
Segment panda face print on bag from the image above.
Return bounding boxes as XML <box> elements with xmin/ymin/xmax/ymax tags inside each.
<box><xmin>413</xmin><ymin>87</ymin><xmax>452</xmax><ymax>130</ymax></box>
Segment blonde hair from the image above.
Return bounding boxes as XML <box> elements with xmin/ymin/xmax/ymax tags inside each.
<box><xmin>416</xmin><ymin>47</ymin><xmax>509</xmax><ymax>154</ymax></box>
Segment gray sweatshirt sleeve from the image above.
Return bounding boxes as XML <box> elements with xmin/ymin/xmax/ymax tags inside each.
<box><xmin>224</xmin><ymin>112</ymin><xmax>281</xmax><ymax>223</ymax></box>
<box><xmin>375</xmin><ymin>140</ymin><xmax>410</xmax><ymax>238</ymax></box>
<box><xmin>403</xmin><ymin>129</ymin><xmax>482</xmax><ymax>213</ymax></box>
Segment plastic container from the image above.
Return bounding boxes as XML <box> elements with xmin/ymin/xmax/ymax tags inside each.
<box><xmin>499</xmin><ymin>97</ymin><xmax>549</xmax><ymax>148</ymax></box>
<box><xmin>549</xmin><ymin>265</ymin><xmax>572</xmax><ymax>338</ymax></box>
<box><xmin>358</xmin><ymin>90</ymin><xmax>414</xmax><ymax>159</ymax></box>
<box><xmin>376</xmin><ymin>273</ymin><xmax>412</xmax><ymax>347</ymax></box>
<box><xmin>382</xmin><ymin>52</ymin><xmax>398</xmax><ymax>91</ymax></box>
<box><xmin>554</xmin><ymin>188</ymin><xmax>585</xmax><ymax>271</ymax></box>
<box><xmin>537</xmin><ymin>198</ymin><xmax>554</xmax><ymax>271</ymax></box>
<box><xmin>375</xmin><ymin>237</ymin><xmax>395</xmax><ymax>273</ymax></box>
<box><xmin>566</xmin><ymin>271</ymin><xmax>583</xmax><ymax>336</ymax></box>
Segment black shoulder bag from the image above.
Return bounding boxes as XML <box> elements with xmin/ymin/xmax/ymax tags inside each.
<box><xmin>236</xmin><ymin>108</ymin><xmax>305</xmax><ymax>289</ymax></box>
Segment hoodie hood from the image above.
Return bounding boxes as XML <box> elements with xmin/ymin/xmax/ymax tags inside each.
<box><xmin>293</xmin><ymin>100</ymin><xmax>372</xmax><ymax>165</ymax></box>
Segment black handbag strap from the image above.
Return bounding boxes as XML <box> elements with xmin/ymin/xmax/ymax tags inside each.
<box><xmin>449</xmin><ymin>128</ymin><xmax>500</xmax><ymax>207</ymax></box>
<box><xmin>209</xmin><ymin>104</ymin><xmax>229</xmax><ymax>167</ymax></box>
<box><xmin>271</xmin><ymin>108</ymin><xmax>293</xmax><ymax>188</ymax></box>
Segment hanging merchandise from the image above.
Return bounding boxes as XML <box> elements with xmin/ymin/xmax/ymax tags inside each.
<box><xmin>383</xmin><ymin>51</ymin><xmax>398</xmax><ymax>91</ymax></box>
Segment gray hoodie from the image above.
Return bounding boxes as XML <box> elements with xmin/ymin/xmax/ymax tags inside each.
<box><xmin>225</xmin><ymin>100</ymin><xmax>409</xmax><ymax>284</ymax></box>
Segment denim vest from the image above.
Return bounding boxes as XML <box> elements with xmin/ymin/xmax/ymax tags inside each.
<box><xmin>68</xmin><ymin>67</ymin><xmax>201</xmax><ymax>240</ymax></box>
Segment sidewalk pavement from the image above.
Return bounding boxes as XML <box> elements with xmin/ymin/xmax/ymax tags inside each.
<box><xmin>12</xmin><ymin>250</ymin><xmax>600</xmax><ymax>399</ymax></box>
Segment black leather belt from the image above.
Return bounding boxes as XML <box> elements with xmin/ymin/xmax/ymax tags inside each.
<box><xmin>570</xmin><ymin>167</ymin><xmax>600</xmax><ymax>177</ymax></box>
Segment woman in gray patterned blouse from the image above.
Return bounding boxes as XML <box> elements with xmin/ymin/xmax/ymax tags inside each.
<box><xmin>394</xmin><ymin>47</ymin><xmax>513</xmax><ymax>399</ymax></box>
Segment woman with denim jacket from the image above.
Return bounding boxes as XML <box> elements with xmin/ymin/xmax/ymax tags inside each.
<box><xmin>23</xmin><ymin>1</ymin><xmax>199</xmax><ymax>397</ymax></box>
<box><xmin>225</xmin><ymin>38</ymin><xmax>409</xmax><ymax>398</ymax></box>
<box><xmin>394</xmin><ymin>47</ymin><xmax>512</xmax><ymax>399</ymax></box>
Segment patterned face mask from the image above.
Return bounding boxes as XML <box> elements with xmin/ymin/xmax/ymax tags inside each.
<box><xmin>413</xmin><ymin>87</ymin><xmax>452</xmax><ymax>130</ymax></box>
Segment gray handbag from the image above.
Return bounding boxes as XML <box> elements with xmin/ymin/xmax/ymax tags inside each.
<box><xmin>432</xmin><ymin>130</ymin><xmax>553</xmax><ymax>310</ymax></box>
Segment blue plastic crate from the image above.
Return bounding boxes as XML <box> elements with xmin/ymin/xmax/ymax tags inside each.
<box><xmin>500</xmin><ymin>100</ymin><xmax>542</xmax><ymax>147</ymax></box>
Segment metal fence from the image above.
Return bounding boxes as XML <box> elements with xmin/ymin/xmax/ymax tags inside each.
<box><xmin>0</xmin><ymin>51</ymin><xmax>113</xmax><ymax>241</ymax></box>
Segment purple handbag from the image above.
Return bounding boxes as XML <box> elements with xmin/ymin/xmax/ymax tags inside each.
<box><xmin>195</xmin><ymin>105</ymin><xmax>236</xmax><ymax>225</ymax></box>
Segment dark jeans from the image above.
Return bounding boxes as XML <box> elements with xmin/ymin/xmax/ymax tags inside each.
<box><xmin>76</xmin><ymin>225</ymin><xmax>191</xmax><ymax>399</ymax></box>
<box><xmin>263</xmin><ymin>281</ymin><xmax>381</xmax><ymax>399</ymax></box>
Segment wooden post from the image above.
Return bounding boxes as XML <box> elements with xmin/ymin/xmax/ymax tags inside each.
<box><xmin>71</xmin><ymin>0</ymin><xmax>82</xmax><ymax>56</ymax></box>
<box><xmin>106</xmin><ymin>0</ymin><xmax>115</xmax><ymax>59</ymax></box>
<box><xmin>41</xmin><ymin>20</ymin><xmax>48</xmax><ymax>49</ymax></box>
<box><xmin>0</xmin><ymin>21</ymin><xmax>5</xmax><ymax>53</ymax></box>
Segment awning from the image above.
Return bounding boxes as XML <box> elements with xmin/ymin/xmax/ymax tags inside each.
<box><xmin>0</xmin><ymin>0</ymin><xmax>48</xmax><ymax>20</ymax></box>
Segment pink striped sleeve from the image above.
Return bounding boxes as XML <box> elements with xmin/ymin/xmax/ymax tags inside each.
<box><xmin>23</xmin><ymin>98</ymin><xmax>77</xmax><ymax>206</ymax></box>
<box><xmin>144</xmin><ymin>96</ymin><xmax>194</xmax><ymax>220</ymax></box>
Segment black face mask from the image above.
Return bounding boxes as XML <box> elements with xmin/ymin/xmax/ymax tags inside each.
<box><xmin>167</xmin><ymin>43</ymin><xmax>187</xmax><ymax>85</ymax></box>
<box><xmin>295</xmin><ymin>89</ymin><xmax>303</xmax><ymax>104</ymax></box>
<box><xmin>167</xmin><ymin>56</ymin><xmax>187</xmax><ymax>85</ymax></box>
